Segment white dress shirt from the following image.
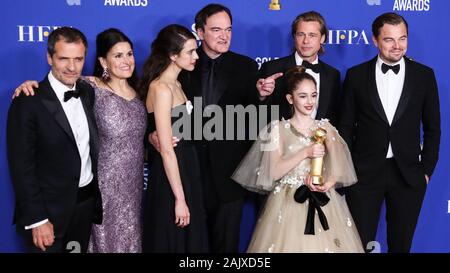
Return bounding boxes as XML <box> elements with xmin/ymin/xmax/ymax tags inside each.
<box><xmin>295</xmin><ymin>51</ymin><xmax>320</xmax><ymax>119</ymax></box>
<box><xmin>375</xmin><ymin>56</ymin><xmax>405</xmax><ymax>158</ymax></box>
<box><xmin>25</xmin><ymin>72</ymin><xmax>93</xmax><ymax>230</ymax></box>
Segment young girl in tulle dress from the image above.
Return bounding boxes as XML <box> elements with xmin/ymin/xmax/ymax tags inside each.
<box><xmin>232</xmin><ymin>66</ymin><xmax>364</xmax><ymax>253</ymax></box>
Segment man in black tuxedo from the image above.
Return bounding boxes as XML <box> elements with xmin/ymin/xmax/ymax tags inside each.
<box><xmin>258</xmin><ymin>11</ymin><xmax>341</xmax><ymax>125</ymax></box>
<box><xmin>176</xmin><ymin>4</ymin><xmax>278</xmax><ymax>253</ymax></box>
<box><xmin>7</xmin><ymin>27</ymin><xmax>102</xmax><ymax>253</ymax></box>
<box><xmin>339</xmin><ymin>13</ymin><xmax>440</xmax><ymax>252</ymax></box>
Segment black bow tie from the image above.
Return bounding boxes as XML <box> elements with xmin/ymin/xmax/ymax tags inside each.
<box><xmin>381</xmin><ymin>63</ymin><xmax>400</xmax><ymax>74</ymax></box>
<box><xmin>63</xmin><ymin>89</ymin><xmax>81</xmax><ymax>102</ymax></box>
<box><xmin>302</xmin><ymin>60</ymin><xmax>320</xmax><ymax>73</ymax></box>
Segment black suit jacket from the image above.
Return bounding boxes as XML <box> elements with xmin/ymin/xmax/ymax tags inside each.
<box><xmin>339</xmin><ymin>56</ymin><xmax>441</xmax><ymax>187</ymax></box>
<box><xmin>259</xmin><ymin>54</ymin><xmax>341</xmax><ymax>125</ymax></box>
<box><xmin>7</xmin><ymin>76</ymin><xmax>102</xmax><ymax>234</ymax></box>
<box><xmin>179</xmin><ymin>49</ymin><xmax>259</xmax><ymax>202</ymax></box>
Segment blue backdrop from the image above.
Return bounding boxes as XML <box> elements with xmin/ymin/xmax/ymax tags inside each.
<box><xmin>1</xmin><ymin>0</ymin><xmax>449</xmax><ymax>253</ymax></box>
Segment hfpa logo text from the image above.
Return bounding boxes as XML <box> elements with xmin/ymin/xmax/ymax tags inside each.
<box><xmin>327</xmin><ymin>29</ymin><xmax>370</xmax><ymax>45</ymax></box>
<box><xmin>18</xmin><ymin>26</ymin><xmax>60</xmax><ymax>42</ymax></box>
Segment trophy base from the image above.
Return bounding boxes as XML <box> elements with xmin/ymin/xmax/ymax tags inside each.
<box><xmin>311</xmin><ymin>176</ymin><xmax>323</xmax><ymax>185</ymax></box>
<box><xmin>269</xmin><ymin>4</ymin><xmax>281</xmax><ymax>10</ymax></box>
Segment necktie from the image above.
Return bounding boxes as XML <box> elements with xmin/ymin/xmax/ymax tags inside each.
<box><xmin>64</xmin><ymin>89</ymin><xmax>81</xmax><ymax>102</ymax></box>
<box><xmin>302</xmin><ymin>60</ymin><xmax>320</xmax><ymax>73</ymax></box>
<box><xmin>381</xmin><ymin>63</ymin><xmax>400</xmax><ymax>74</ymax></box>
<box><xmin>202</xmin><ymin>59</ymin><xmax>216</xmax><ymax>106</ymax></box>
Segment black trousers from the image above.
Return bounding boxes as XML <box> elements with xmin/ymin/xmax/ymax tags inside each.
<box><xmin>204</xmin><ymin>194</ymin><xmax>244</xmax><ymax>253</ymax></box>
<box><xmin>20</xmin><ymin>183</ymin><xmax>96</xmax><ymax>253</ymax></box>
<box><xmin>199</xmin><ymin>144</ymin><xmax>244</xmax><ymax>253</ymax></box>
<box><xmin>346</xmin><ymin>158</ymin><xmax>427</xmax><ymax>253</ymax></box>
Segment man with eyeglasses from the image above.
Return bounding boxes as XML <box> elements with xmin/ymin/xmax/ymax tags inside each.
<box><xmin>257</xmin><ymin>11</ymin><xmax>341</xmax><ymax>126</ymax></box>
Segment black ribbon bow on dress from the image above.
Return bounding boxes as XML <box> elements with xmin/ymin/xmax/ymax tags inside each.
<box><xmin>381</xmin><ymin>63</ymin><xmax>400</xmax><ymax>74</ymax></box>
<box><xmin>64</xmin><ymin>89</ymin><xmax>81</xmax><ymax>102</ymax></box>
<box><xmin>301</xmin><ymin>60</ymin><xmax>321</xmax><ymax>73</ymax></box>
<box><xmin>294</xmin><ymin>185</ymin><xmax>330</xmax><ymax>235</ymax></box>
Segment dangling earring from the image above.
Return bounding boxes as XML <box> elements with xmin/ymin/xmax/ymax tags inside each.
<box><xmin>102</xmin><ymin>67</ymin><xmax>110</xmax><ymax>81</ymax></box>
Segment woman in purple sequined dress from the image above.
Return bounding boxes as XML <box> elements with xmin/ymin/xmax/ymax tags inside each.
<box><xmin>85</xmin><ymin>29</ymin><xmax>146</xmax><ymax>253</ymax></box>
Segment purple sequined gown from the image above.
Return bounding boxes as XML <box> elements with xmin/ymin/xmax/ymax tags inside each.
<box><xmin>85</xmin><ymin>79</ymin><xmax>146</xmax><ymax>253</ymax></box>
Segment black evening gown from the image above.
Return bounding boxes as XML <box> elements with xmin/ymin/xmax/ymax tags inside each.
<box><xmin>143</xmin><ymin>101</ymin><xmax>208</xmax><ymax>253</ymax></box>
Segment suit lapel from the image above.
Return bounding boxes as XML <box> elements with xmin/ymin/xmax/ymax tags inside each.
<box><xmin>191</xmin><ymin>61</ymin><xmax>203</xmax><ymax>99</ymax></box>
<box><xmin>39</xmin><ymin>77</ymin><xmax>77</xmax><ymax>144</ymax></box>
<box><xmin>79</xmin><ymin>82</ymin><xmax>99</xmax><ymax>157</ymax></box>
<box><xmin>287</xmin><ymin>54</ymin><xmax>297</xmax><ymax>69</ymax></box>
<box><xmin>368</xmin><ymin>57</ymin><xmax>389</xmax><ymax>124</ymax></box>
<box><xmin>392</xmin><ymin>57</ymin><xmax>412</xmax><ymax>125</ymax></box>
<box><xmin>316</xmin><ymin>61</ymin><xmax>331</xmax><ymax>119</ymax></box>
<box><xmin>278</xmin><ymin>55</ymin><xmax>296</xmax><ymax>112</ymax></box>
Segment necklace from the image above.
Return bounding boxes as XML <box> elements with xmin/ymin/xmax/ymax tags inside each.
<box><xmin>290</xmin><ymin>119</ymin><xmax>315</xmax><ymax>130</ymax></box>
<box><xmin>288</xmin><ymin>119</ymin><xmax>315</xmax><ymax>139</ymax></box>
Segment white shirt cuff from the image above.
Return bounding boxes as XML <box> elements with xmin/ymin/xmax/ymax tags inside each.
<box><xmin>25</xmin><ymin>219</ymin><xmax>49</xmax><ymax>230</ymax></box>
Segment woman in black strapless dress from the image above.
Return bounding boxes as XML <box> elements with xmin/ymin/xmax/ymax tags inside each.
<box><xmin>138</xmin><ymin>24</ymin><xmax>208</xmax><ymax>253</ymax></box>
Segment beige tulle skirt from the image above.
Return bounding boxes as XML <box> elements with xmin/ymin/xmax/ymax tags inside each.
<box><xmin>247</xmin><ymin>184</ymin><xmax>364</xmax><ymax>253</ymax></box>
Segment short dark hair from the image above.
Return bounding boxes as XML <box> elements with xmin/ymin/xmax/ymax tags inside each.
<box><xmin>195</xmin><ymin>3</ymin><xmax>232</xmax><ymax>31</ymax></box>
<box><xmin>291</xmin><ymin>11</ymin><xmax>328</xmax><ymax>54</ymax></box>
<box><xmin>47</xmin><ymin>27</ymin><xmax>88</xmax><ymax>56</ymax></box>
<box><xmin>372</xmin><ymin>12</ymin><xmax>408</xmax><ymax>38</ymax></box>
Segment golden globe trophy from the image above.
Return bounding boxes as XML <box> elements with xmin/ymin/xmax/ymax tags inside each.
<box><xmin>269</xmin><ymin>0</ymin><xmax>281</xmax><ymax>10</ymax></box>
<box><xmin>310</xmin><ymin>128</ymin><xmax>327</xmax><ymax>185</ymax></box>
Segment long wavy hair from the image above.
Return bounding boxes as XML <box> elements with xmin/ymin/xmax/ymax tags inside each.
<box><xmin>138</xmin><ymin>24</ymin><xmax>196</xmax><ymax>100</ymax></box>
<box><xmin>93</xmin><ymin>28</ymin><xmax>138</xmax><ymax>90</ymax></box>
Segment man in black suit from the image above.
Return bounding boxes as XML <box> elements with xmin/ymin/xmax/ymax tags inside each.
<box><xmin>339</xmin><ymin>13</ymin><xmax>440</xmax><ymax>253</ymax></box>
<box><xmin>177</xmin><ymin>4</ymin><xmax>275</xmax><ymax>253</ymax></box>
<box><xmin>258</xmin><ymin>11</ymin><xmax>341</xmax><ymax>125</ymax></box>
<box><xmin>7</xmin><ymin>27</ymin><xmax>102</xmax><ymax>253</ymax></box>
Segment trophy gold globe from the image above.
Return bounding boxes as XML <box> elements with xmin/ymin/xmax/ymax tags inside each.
<box><xmin>310</xmin><ymin>128</ymin><xmax>327</xmax><ymax>185</ymax></box>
